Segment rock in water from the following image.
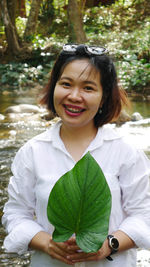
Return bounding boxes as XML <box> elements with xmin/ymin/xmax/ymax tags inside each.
<box><xmin>5</xmin><ymin>104</ymin><xmax>42</xmax><ymax>114</ymax></box>
<box><xmin>131</xmin><ymin>112</ymin><xmax>143</xmax><ymax>121</ymax></box>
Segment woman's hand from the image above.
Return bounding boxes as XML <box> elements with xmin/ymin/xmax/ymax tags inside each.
<box><xmin>29</xmin><ymin>230</ymin><xmax>135</xmax><ymax>264</ymax></box>
<box><xmin>66</xmin><ymin>230</ymin><xmax>135</xmax><ymax>263</ymax></box>
<box><xmin>29</xmin><ymin>231</ymin><xmax>79</xmax><ymax>265</ymax></box>
<box><xmin>46</xmin><ymin>236</ymin><xmax>79</xmax><ymax>265</ymax></box>
<box><xmin>66</xmin><ymin>238</ymin><xmax>111</xmax><ymax>263</ymax></box>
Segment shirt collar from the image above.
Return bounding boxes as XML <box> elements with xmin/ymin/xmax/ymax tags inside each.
<box><xmin>87</xmin><ymin>124</ymin><xmax>122</xmax><ymax>152</ymax></box>
<box><xmin>34</xmin><ymin>120</ymin><xmax>122</xmax><ymax>151</ymax></box>
<box><xmin>33</xmin><ymin>120</ymin><xmax>60</xmax><ymax>141</ymax></box>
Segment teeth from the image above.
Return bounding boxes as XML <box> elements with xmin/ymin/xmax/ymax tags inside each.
<box><xmin>65</xmin><ymin>106</ymin><xmax>83</xmax><ymax>113</ymax></box>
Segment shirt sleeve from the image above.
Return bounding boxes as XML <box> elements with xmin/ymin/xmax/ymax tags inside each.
<box><xmin>2</xmin><ymin>142</ymin><xmax>45</xmax><ymax>255</ymax></box>
<box><xmin>118</xmin><ymin>148</ymin><xmax>150</xmax><ymax>249</ymax></box>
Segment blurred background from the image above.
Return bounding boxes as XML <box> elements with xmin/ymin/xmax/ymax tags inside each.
<box><xmin>0</xmin><ymin>0</ymin><xmax>150</xmax><ymax>266</ymax></box>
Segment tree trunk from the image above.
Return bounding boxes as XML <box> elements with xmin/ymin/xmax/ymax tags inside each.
<box><xmin>67</xmin><ymin>0</ymin><xmax>87</xmax><ymax>43</ymax></box>
<box><xmin>78</xmin><ymin>0</ymin><xmax>86</xmax><ymax>13</ymax></box>
<box><xmin>17</xmin><ymin>0</ymin><xmax>26</xmax><ymax>17</ymax></box>
<box><xmin>0</xmin><ymin>0</ymin><xmax>21</xmax><ymax>55</ymax></box>
<box><xmin>24</xmin><ymin>0</ymin><xmax>43</xmax><ymax>41</ymax></box>
<box><xmin>7</xmin><ymin>0</ymin><xmax>17</xmax><ymax>25</ymax></box>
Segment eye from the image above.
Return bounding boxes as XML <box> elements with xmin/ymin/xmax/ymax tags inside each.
<box><xmin>84</xmin><ymin>86</ymin><xmax>94</xmax><ymax>91</ymax></box>
<box><xmin>60</xmin><ymin>81</ymin><xmax>71</xmax><ymax>88</ymax></box>
<box><xmin>63</xmin><ymin>82</ymin><xmax>70</xmax><ymax>87</ymax></box>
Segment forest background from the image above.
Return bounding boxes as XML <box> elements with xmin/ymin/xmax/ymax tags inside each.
<box><xmin>0</xmin><ymin>0</ymin><xmax>149</xmax><ymax>97</ymax></box>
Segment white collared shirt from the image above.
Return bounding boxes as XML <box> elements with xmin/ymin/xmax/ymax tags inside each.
<box><xmin>2</xmin><ymin>121</ymin><xmax>150</xmax><ymax>267</ymax></box>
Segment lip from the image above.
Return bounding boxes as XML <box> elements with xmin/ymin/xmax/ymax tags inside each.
<box><xmin>63</xmin><ymin>104</ymin><xmax>85</xmax><ymax>117</ymax></box>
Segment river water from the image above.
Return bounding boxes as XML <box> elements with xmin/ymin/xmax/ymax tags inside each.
<box><xmin>0</xmin><ymin>90</ymin><xmax>150</xmax><ymax>266</ymax></box>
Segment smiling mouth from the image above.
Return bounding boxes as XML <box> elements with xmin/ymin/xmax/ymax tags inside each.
<box><xmin>64</xmin><ymin>105</ymin><xmax>85</xmax><ymax>114</ymax></box>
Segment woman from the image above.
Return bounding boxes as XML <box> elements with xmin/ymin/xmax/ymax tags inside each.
<box><xmin>2</xmin><ymin>44</ymin><xmax>150</xmax><ymax>267</ymax></box>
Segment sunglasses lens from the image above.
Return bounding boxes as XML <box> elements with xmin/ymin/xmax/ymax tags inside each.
<box><xmin>63</xmin><ymin>44</ymin><xmax>78</xmax><ymax>52</ymax></box>
<box><xmin>87</xmin><ymin>46</ymin><xmax>107</xmax><ymax>55</ymax></box>
<box><xmin>63</xmin><ymin>44</ymin><xmax>108</xmax><ymax>55</ymax></box>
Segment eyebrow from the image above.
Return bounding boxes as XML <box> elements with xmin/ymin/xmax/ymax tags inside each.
<box><xmin>59</xmin><ymin>76</ymin><xmax>98</xmax><ymax>86</ymax></box>
<box><xmin>59</xmin><ymin>76</ymin><xmax>73</xmax><ymax>82</ymax></box>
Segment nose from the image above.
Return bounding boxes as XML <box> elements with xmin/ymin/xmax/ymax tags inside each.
<box><xmin>67</xmin><ymin>87</ymin><xmax>82</xmax><ymax>102</ymax></box>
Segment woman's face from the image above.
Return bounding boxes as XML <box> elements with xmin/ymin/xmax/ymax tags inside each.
<box><xmin>53</xmin><ymin>59</ymin><xmax>103</xmax><ymax>129</ymax></box>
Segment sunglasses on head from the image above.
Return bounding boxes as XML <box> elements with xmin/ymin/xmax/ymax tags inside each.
<box><xmin>63</xmin><ymin>44</ymin><xmax>108</xmax><ymax>56</ymax></box>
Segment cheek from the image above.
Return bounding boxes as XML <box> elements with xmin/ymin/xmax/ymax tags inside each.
<box><xmin>53</xmin><ymin>86</ymin><xmax>61</xmax><ymax>103</ymax></box>
<box><xmin>53</xmin><ymin>87</ymin><xmax>60</xmax><ymax>110</ymax></box>
<box><xmin>53</xmin><ymin>86</ymin><xmax>66</xmax><ymax>109</ymax></box>
<box><xmin>91</xmin><ymin>93</ymin><xmax>103</xmax><ymax>109</ymax></box>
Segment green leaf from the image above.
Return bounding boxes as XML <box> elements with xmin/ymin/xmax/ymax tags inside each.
<box><xmin>47</xmin><ymin>152</ymin><xmax>111</xmax><ymax>253</ymax></box>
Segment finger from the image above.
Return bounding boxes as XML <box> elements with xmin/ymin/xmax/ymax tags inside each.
<box><xmin>66</xmin><ymin>239</ymin><xmax>80</xmax><ymax>251</ymax></box>
<box><xmin>49</xmin><ymin>242</ymin><xmax>67</xmax><ymax>257</ymax></box>
<box><xmin>67</xmin><ymin>245</ymin><xmax>80</xmax><ymax>252</ymax></box>
<box><xmin>67</xmin><ymin>251</ymin><xmax>97</xmax><ymax>261</ymax></box>
<box><xmin>48</xmin><ymin>243</ymin><xmax>74</xmax><ymax>265</ymax></box>
<box><xmin>52</xmin><ymin>240</ymin><xmax>70</xmax><ymax>253</ymax></box>
<box><xmin>71</xmin><ymin>250</ymin><xmax>105</xmax><ymax>263</ymax></box>
<box><xmin>51</xmin><ymin>251</ymin><xmax>74</xmax><ymax>265</ymax></box>
<box><xmin>66</xmin><ymin>236</ymin><xmax>77</xmax><ymax>245</ymax></box>
<box><xmin>72</xmin><ymin>255</ymin><xmax>101</xmax><ymax>263</ymax></box>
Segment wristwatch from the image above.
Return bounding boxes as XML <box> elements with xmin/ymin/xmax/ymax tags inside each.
<box><xmin>106</xmin><ymin>235</ymin><xmax>119</xmax><ymax>261</ymax></box>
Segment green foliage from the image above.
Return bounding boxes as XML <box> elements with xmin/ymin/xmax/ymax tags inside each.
<box><xmin>47</xmin><ymin>152</ymin><xmax>111</xmax><ymax>253</ymax></box>
<box><xmin>25</xmin><ymin>0</ymin><xmax>32</xmax><ymax>16</ymax></box>
<box><xmin>84</xmin><ymin>6</ymin><xmax>115</xmax><ymax>34</ymax></box>
<box><xmin>53</xmin><ymin>0</ymin><xmax>67</xmax><ymax>9</ymax></box>
<box><xmin>16</xmin><ymin>17</ymin><xmax>27</xmax><ymax>37</ymax></box>
<box><xmin>118</xmin><ymin>58</ymin><xmax>150</xmax><ymax>91</ymax></box>
<box><xmin>84</xmin><ymin>0</ymin><xmax>150</xmax><ymax>92</ymax></box>
<box><xmin>0</xmin><ymin>26</ymin><xmax>5</xmax><ymax>35</ymax></box>
<box><xmin>0</xmin><ymin>34</ymin><xmax>64</xmax><ymax>90</ymax></box>
<box><xmin>32</xmin><ymin>35</ymin><xmax>47</xmax><ymax>49</ymax></box>
<box><xmin>38</xmin><ymin>8</ymin><xmax>68</xmax><ymax>37</ymax></box>
<box><xmin>38</xmin><ymin>0</ymin><xmax>68</xmax><ymax>37</ymax></box>
<box><xmin>39</xmin><ymin>0</ymin><xmax>55</xmax><ymax>20</ymax></box>
<box><xmin>0</xmin><ymin>62</ymin><xmax>52</xmax><ymax>90</ymax></box>
<box><xmin>0</xmin><ymin>0</ymin><xmax>149</xmax><ymax>93</ymax></box>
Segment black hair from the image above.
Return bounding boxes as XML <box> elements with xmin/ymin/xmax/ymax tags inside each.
<box><xmin>40</xmin><ymin>45</ymin><xmax>128</xmax><ymax>127</ymax></box>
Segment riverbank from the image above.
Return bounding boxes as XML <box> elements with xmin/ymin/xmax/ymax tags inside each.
<box><xmin>128</xmin><ymin>91</ymin><xmax>150</xmax><ymax>102</ymax></box>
